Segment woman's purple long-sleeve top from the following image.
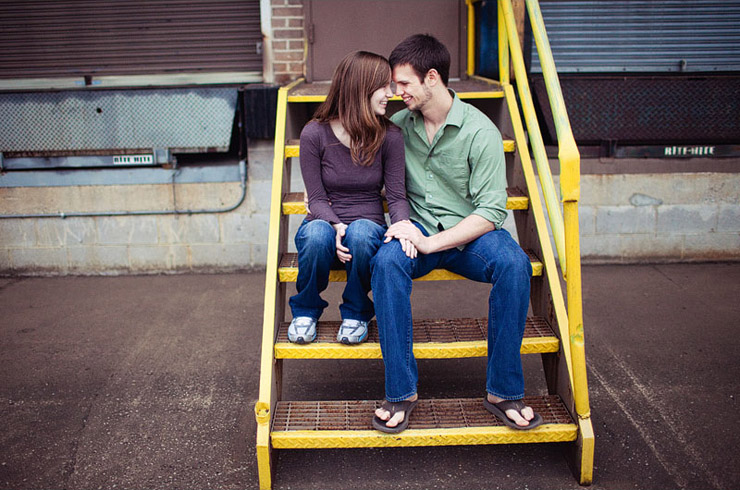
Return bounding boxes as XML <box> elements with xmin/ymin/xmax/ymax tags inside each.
<box><xmin>299</xmin><ymin>121</ymin><xmax>409</xmax><ymax>226</ymax></box>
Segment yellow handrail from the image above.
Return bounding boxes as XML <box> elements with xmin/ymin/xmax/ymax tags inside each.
<box><xmin>499</xmin><ymin>0</ymin><xmax>566</xmax><ymax>275</ymax></box>
<box><xmin>256</xmin><ymin>77</ymin><xmax>304</xmax><ymax>490</ymax></box>
<box><xmin>522</xmin><ymin>0</ymin><xmax>589</xmax><ymax>421</ymax></box>
<box><xmin>466</xmin><ymin>0</ymin><xmax>590</xmax><ymax>424</ymax></box>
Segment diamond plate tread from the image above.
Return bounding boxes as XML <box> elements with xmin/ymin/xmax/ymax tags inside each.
<box><xmin>278</xmin><ymin>251</ymin><xmax>543</xmax><ymax>282</ymax></box>
<box><xmin>284</xmin><ymin>138</ymin><xmax>515</xmax><ymax>158</ymax></box>
<box><xmin>282</xmin><ymin>187</ymin><xmax>527</xmax><ymax>215</ymax></box>
<box><xmin>275</xmin><ymin>316</ymin><xmax>558</xmax><ymax>359</ymax></box>
<box><xmin>288</xmin><ymin>79</ymin><xmax>504</xmax><ymax>102</ymax></box>
<box><xmin>271</xmin><ymin>395</ymin><xmax>576</xmax><ymax>448</ymax></box>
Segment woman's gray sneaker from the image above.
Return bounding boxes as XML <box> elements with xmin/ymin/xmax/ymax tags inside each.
<box><xmin>288</xmin><ymin>316</ymin><xmax>317</xmax><ymax>344</ymax></box>
<box><xmin>337</xmin><ymin>319</ymin><xmax>368</xmax><ymax>344</ymax></box>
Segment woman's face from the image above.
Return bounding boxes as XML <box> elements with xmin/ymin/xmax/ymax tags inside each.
<box><xmin>370</xmin><ymin>82</ymin><xmax>394</xmax><ymax>116</ymax></box>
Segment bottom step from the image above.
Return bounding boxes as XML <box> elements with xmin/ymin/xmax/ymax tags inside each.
<box><xmin>271</xmin><ymin>395</ymin><xmax>576</xmax><ymax>448</ymax></box>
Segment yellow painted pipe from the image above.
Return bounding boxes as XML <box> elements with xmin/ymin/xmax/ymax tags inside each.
<box><xmin>466</xmin><ymin>0</ymin><xmax>476</xmax><ymax>76</ymax></box>
<box><xmin>500</xmin><ymin>0</ymin><xmax>566</xmax><ymax>275</ymax></box>
<box><xmin>504</xmin><ymin>85</ymin><xmax>574</xmax><ymax>388</ymax></box>
<box><xmin>525</xmin><ymin>0</ymin><xmax>580</xmax><ymax>203</ymax></box>
<box><xmin>256</xmin><ymin>77</ymin><xmax>304</xmax><ymax>490</ymax></box>
<box><xmin>564</xmin><ymin>201</ymin><xmax>590</xmax><ymax>419</ymax></box>
<box><xmin>498</xmin><ymin>0</ymin><xmax>510</xmax><ymax>85</ymax></box>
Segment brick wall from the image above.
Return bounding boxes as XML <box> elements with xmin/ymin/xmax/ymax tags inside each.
<box><xmin>270</xmin><ymin>0</ymin><xmax>305</xmax><ymax>84</ymax></box>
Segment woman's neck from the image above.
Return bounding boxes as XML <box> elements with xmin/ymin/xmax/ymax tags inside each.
<box><xmin>329</xmin><ymin>119</ymin><xmax>351</xmax><ymax>148</ymax></box>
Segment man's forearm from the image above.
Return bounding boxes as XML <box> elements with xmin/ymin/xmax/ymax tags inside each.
<box><xmin>425</xmin><ymin>214</ymin><xmax>495</xmax><ymax>253</ymax></box>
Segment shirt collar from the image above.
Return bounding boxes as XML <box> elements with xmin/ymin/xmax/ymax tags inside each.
<box><xmin>408</xmin><ymin>89</ymin><xmax>463</xmax><ymax>128</ymax></box>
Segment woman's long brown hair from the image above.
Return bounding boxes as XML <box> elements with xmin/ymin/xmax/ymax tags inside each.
<box><xmin>312</xmin><ymin>51</ymin><xmax>391</xmax><ymax>166</ymax></box>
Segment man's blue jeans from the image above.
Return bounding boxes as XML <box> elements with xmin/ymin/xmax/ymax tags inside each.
<box><xmin>370</xmin><ymin>222</ymin><xmax>532</xmax><ymax>402</ymax></box>
<box><xmin>289</xmin><ymin>218</ymin><xmax>386</xmax><ymax>322</ymax></box>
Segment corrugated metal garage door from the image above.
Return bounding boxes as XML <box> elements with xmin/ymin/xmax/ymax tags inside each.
<box><xmin>0</xmin><ymin>0</ymin><xmax>262</xmax><ymax>82</ymax></box>
<box><xmin>532</xmin><ymin>0</ymin><xmax>740</xmax><ymax>73</ymax></box>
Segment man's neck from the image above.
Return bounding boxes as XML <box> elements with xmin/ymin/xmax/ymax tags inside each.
<box><xmin>420</xmin><ymin>87</ymin><xmax>454</xmax><ymax>126</ymax></box>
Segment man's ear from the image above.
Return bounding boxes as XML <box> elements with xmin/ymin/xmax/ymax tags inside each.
<box><xmin>424</xmin><ymin>68</ymin><xmax>440</xmax><ymax>87</ymax></box>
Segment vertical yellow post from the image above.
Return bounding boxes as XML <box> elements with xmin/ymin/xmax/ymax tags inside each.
<box><xmin>466</xmin><ymin>0</ymin><xmax>476</xmax><ymax>76</ymax></box>
<box><xmin>498</xmin><ymin>0</ymin><xmax>510</xmax><ymax>84</ymax></box>
<box><xmin>255</xmin><ymin>78</ymin><xmax>302</xmax><ymax>490</ymax></box>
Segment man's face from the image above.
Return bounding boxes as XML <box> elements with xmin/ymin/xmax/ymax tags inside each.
<box><xmin>392</xmin><ymin>63</ymin><xmax>433</xmax><ymax>112</ymax></box>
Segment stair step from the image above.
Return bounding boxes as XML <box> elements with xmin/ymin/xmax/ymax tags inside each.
<box><xmin>284</xmin><ymin>138</ymin><xmax>515</xmax><ymax>157</ymax></box>
<box><xmin>287</xmin><ymin>78</ymin><xmax>505</xmax><ymax>103</ymax></box>
<box><xmin>278</xmin><ymin>251</ymin><xmax>543</xmax><ymax>282</ymax></box>
<box><xmin>271</xmin><ymin>395</ymin><xmax>576</xmax><ymax>448</ymax></box>
<box><xmin>275</xmin><ymin>316</ymin><xmax>558</xmax><ymax>359</ymax></box>
<box><xmin>282</xmin><ymin>188</ymin><xmax>528</xmax><ymax>215</ymax></box>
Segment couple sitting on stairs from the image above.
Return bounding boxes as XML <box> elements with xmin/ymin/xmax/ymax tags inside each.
<box><xmin>288</xmin><ymin>34</ymin><xmax>542</xmax><ymax>434</ymax></box>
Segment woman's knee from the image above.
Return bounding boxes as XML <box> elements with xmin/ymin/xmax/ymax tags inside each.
<box><xmin>345</xmin><ymin>219</ymin><xmax>384</xmax><ymax>256</ymax></box>
<box><xmin>296</xmin><ymin>220</ymin><xmax>335</xmax><ymax>252</ymax></box>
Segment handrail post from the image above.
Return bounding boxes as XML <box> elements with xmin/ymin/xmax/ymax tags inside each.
<box><xmin>466</xmin><ymin>0</ymin><xmax>476</xmax><ymax>76</ymax></box>
<box><xmin>524</xmin><ymin>0</ymin><xmax>590</xmax><ymax>421</ymax></box>
<box><xmin>498</xmin><ymin>0</ymin><xmax>510</xmax><ymax>84</ymax></box>
<box><xmin>499</xmin><ymin>0</ymin><xmax>566</xmax><ymax>274</ymax></box>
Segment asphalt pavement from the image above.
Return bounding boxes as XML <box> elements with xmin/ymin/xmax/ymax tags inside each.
<box><xmin>1</xmin><ymin>263</ymin><xmax>739</xmax><ymax>489</ymax></box>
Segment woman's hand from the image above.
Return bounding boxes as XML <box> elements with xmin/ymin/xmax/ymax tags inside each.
<box><xmin>333</xmin><ymin>223</ymin><xmax>352</xmax><ymax>263</ymax></box>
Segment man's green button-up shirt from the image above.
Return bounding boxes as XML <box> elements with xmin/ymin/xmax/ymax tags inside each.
<box><xmin>390</xmin><ymin>92</ymin><xmax>508</xmax><ymax>236</ymax></box>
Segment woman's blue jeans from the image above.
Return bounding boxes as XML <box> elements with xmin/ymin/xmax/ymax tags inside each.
<box><xmin>289</xmin><ymin>218</ymin><xmax>386</xmax><ymax>322</ymax></box>
<box><xmin>370</xmin><ymin>222</ymin><xmax>532</xmax><ymax>402</ymax></box>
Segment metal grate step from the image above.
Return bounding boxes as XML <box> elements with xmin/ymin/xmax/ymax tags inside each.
<box><xmin>271</xmin><ymin>395</ymin><xmax>576</xmax><ymax>448</ymax></box>
<box><xmin>281</xmin><ymin>187</ymin><xmax>528</xmax><ymax>215</ymax></box>
<box><xmin>287</xmin><ymin>78</ymin><xmax>505</xmax><ymax>103</ymax></box>
<box><xmin>278</xmin><ymin>251</ymin><xmax>543</xmax><ymax>282</ymax></box>
<box><xmin>284</xmin><ymin>138</ymin><xmax>516</xmax><ymax>158</ymax></box>
<box><xmin>275</xmin><ymin>316</ymin><xmax>558</xmax><ymax>359</ymax></box>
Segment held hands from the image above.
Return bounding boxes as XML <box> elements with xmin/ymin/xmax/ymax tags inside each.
<box><xmin>333</xmin><ymin>223</ymin><xmax>352</xmax><ymax>263</ymax></box>
<box><xmin>385</xmin><ymin>220</ymin><xmax>426</xmax><ymax>258</ymax></box>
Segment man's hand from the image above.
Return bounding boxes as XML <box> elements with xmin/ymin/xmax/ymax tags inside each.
<box><xmin>398</xmin><ymin>238</ymin><xmax>418</xmax><ymax>259</ymax></box>
<box><xmin>303</xmin><ymin>191</ymin><xmax>310</xmax><ymax>214</ymax></box>
<box><xmin>385</xmin><ymin>220</ymin><xmax>430</xmax><ymax>255</ymax></box>
<box><xmin>333</xmin><ymin>223</ymin><xmax>351</xmax><ymax>263</ymax></box>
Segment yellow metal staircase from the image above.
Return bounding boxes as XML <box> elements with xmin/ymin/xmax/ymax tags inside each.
<box><xmin>255</xmin><ymin>1</ymin><xmax>593</xmax><ymax>487</ymax></box>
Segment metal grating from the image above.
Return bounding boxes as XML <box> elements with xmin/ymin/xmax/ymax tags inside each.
<box><xmin>0</xmin><ymin>88</ymin><xmax>237</xmax><ymax>155</ymax></box>
<box><xmin>277</xmin><ymin>317</ymin><xmax>555</xmax><ymax>344</ymax></box>
<box><xmin>289</xmin><ymin>79</ymin><xmax>504</xmax><ymax>99</ymax></box>
<box><xmin>533</xmin><ymin>75</ymin><xmax>740</xmax><ymax>144</ymax></box>
<box><xmin>273</xmin><ymin>396</ymin><xmax>573</xmax><ymax>432</ymax></box>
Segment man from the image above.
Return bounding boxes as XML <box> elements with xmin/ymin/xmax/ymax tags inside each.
<box><xmin>371</xmin><ymin>34</ymin><xmax>542</xmax><ymax>433</ymax></box>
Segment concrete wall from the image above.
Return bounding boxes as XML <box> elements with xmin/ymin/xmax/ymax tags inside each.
<box><xmin>578</xmin><ymin>171</ymin><xmax>740</xmax><ymax>263</ymax></box>
<box><xmin>0</xmin><ymin>141</ymin><xmax>274</xmax><ymax>275</ymax></box>
<box><xmin>2</xmin><ymin>144</ymin><xmax>739</xmax><ymax>275</ymax></box>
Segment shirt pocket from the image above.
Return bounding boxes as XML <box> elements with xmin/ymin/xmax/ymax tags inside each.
<box><xmin>433</xmin><ymin>151</ymin><xmax>470</xmax><ymax>195</ymax></box>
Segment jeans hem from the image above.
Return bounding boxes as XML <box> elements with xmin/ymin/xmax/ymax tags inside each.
<box><xmin>385</xmin><ymin>391</ymin><xmax>417</xmax><ymax>403</ymax></box>
<box><xmin>486</xmin><ymin>390</ymin><xmax>525</xmax><ymax>401</ymax></box>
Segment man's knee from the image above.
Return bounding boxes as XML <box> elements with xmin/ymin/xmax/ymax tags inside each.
<box><xmin>371</xmin><ymin>240</ymin><xmax>409</xmax><ymax>275</ymax></box>
<box><xmin>502</xmin><ymin>246</ymin><xmax>532</xmax><ymax>284</ymax></box>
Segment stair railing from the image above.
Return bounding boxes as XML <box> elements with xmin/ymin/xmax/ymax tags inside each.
<box><xmin>498</xmin><ymin>0</ymin><xmax>591</xmax><ymax>429</ymax></box>
<box><xmin>255</xmin><ymin>77</ymin><xmax>305</xmax><ymax>490</ymax></box>
<box><xmin>467</xmin><ymin>0</ymin><xmax>590</xmax><ymax>439</ymax></box>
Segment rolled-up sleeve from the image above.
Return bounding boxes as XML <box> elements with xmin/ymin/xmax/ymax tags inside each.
<box><xmin>468</xmin><ymin>128</ymin><xmax>508</xmax><ymax>229</ymax></box>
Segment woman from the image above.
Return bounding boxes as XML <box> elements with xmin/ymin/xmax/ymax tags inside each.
<box><xmin>288</xmin><ymin>51</ymin><xmax>413</xmax><ymax>345</ymax></box>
